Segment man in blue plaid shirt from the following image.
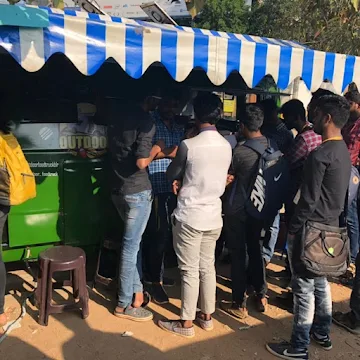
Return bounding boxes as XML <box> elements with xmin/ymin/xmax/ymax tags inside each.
<box><xmin>143</xmin><ymin>93</ymin><xmax>185</xmax><ymax>304</ymax></box>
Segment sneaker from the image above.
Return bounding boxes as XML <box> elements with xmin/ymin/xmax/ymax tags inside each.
<box><xmin>256</xmin><ymin>296</ymin><xmax>268</xmax><ymax>313</ymax></box>
<box><xmin>333</xmin><ymin>311</ymin><xmax>360</xmax><ymax>335</ymax></box>
<box><xmin>158</xmin><ymin>320</ymin><xmax>195</xmax><ymax>338</ymax></box>
<box><xmin>267</xmin><ymin>269</ymin><xmax>291</xmax><ymax>280</ymax></box>
<box><xmin>162</xmin><ymin>277</ymin><xmax>176</xmax><ymax>287</ymax></box>
<box><xmin>114</xmin><ymin>306</ymin><xmax>153</xmax><ymax>322</ymax></box>
<box><xmin>266</xmin><ymin>342</ymin><xmax>309</xmax><ymax>360</ymax></box>
<box><xmin>151</xmin><ymin>283</ymin><xmax>169</xmax><ymax>305</ymax></box>
<box><xmin>311</xmin><ymin>332</ymin><xmax>332</xmax><ymax>350</ymax></box>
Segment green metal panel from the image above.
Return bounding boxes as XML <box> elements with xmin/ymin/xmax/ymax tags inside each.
<box><xmin>2</xmin><ymin>244</ymin><xmax>54</xmax><ymax>263</ymax></box>
<box><xmin>62</xmin><ymin>157</ymin><xmax>123</xmax><ymax>247</ymax></box>
<box><xmin>8</xmin><ymin>152</ymin><xmax>63</xmax><ymax>248</ymax></box>
<box><xmin>2</xmin><ymin>123</ymin><xmax>122</xmax><ymax>263</ymax></box>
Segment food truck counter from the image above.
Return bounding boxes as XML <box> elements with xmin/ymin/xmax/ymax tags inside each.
<box><xmin>2</xmin><ymin>122</ymin><xmax>122</xmax><ymax>263</ymax></box>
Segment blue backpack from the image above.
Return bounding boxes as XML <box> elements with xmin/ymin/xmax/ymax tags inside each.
<box><xmin>243</xmin><ymin>138</ymin><xmax>289</xmax><ymax>220</ymax></box>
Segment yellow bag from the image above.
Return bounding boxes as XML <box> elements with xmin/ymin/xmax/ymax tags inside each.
<box><xmin>0</xmin><ymin>132</ymin><xmax>36</xmax><ymax>206</ymax></box>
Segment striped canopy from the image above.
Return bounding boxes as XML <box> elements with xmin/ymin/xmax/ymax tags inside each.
<box><xmin>0</xmin><ymin>6</ymin><xmax>359</xmax><ymax>93</ymax></box>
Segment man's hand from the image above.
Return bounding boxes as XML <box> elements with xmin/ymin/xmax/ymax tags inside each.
<box><xmin>172</xmin><ymin>180</ymin><xmax>182</xmax><ymax>195</ymax></box>
<box><xmin>155</xmin><ymin>139</ymin><xmax>166</xmax><ymax>151</ymax></box>
<box><xmin>167</xmin><ymin>145</ymin><xmax>178</xmax><ymax>159</ymax></box>
<box><xmin>226</xmin><ymin>174</ymin><xmax>235</xmax><ymax>187</ymax></box>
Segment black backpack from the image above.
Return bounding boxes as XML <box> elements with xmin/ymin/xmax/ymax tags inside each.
<box><xmin>244</xmin><ymin>138</ymin><xmax>289</xmax><ymax>221</ymax></box>
<box><xmin>224</xmin><ymin>138</ymin><xmax>289</xmax><ymax>220</ymax></box>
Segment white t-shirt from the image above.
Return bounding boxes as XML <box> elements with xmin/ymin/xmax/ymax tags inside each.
<box><xmin>167</xmin><ymin>129</ymin><xmax>232</xmax><ymax>231</ymax></box>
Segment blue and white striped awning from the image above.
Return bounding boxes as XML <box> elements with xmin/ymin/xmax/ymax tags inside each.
<box><xmin>0</xmin><ymin>5</ymin><xmax>359</xmax><ymax>93</ymax></box>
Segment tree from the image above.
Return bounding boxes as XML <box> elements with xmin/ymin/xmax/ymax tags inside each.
<box><xmin>248</xmin><ymin>0</ymin><xmax>360</xmax><ymax>56</ymax></box>
<box><xmin>195</xmin><ymin>0</ymin><xmax>249</xmax><ymax>34</ymax></box>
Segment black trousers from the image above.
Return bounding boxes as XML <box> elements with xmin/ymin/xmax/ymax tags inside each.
<box><xmin>351</xmin><ymin>252</ymin><xmax>360</xmax><ymax>322</ymax></box>
<box><xmin>0</xmin><ymin>205</ymin><xmax>10</xmax><ymax>315</ymax></box>
<box><xmin>227</xmin><ymin>214</ymin><xmax>268</xmax><ymax>307</ymax></box>
<box><xmin>143</xmin><ymin>193</ymin><xmax>177</xmax><ymax>283</ymax></box>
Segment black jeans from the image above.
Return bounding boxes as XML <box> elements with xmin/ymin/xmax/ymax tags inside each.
<box><xmin>351</xmin><ymin>252</ymin><xmax>360</xmax><ymax>321</ymax></box>
<box><xmin>143</xmin><ymin>193</ymin><xmax>177</xmax><ymax>283</ymax></box>
<box><xmin>227</xmin><ymin>214</ymin><xmax>268</xmax><ymax>307</ymax></box>
<box><xmin>0</xmin><ymin>205</ymin><xmax>10</xmax><ymax>314</ymax></box>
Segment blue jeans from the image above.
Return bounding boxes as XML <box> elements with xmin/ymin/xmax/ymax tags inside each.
<box><xmin>112</xmin><ymin>190</ymin><xmax>152</xmax><ymax>308</ymax></box>
<box><xmin>347</xmin><ymin>198</ymin><xmax>359</xmax><ymax>263</ymax></box>
<box><xmin>291</xmin><ymin>275</ymin><xmax>332</xmax><ymax>350</ymax></box>
<box><xmin>262</xmin><ymin>212</ymin><xmax>280</xmax><ymax>263</ymax></box>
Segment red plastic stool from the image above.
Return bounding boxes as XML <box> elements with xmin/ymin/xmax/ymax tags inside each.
<box><xmin>36</xmin><ymin>246</ymin><xmax>89</xmax><ymax>326</ymax></box>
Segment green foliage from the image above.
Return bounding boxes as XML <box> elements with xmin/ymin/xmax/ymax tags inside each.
<box><xmin>248</xmin><ymin>0</ymin><xmax>360</xmax><ymax>55</ymax></box>
<box><xmin>196</xmin><ymin>0</ymin><xmax>360</xmax><ymax>55</ymax></box>
<box><xmin>195</xmin><ymin>0</ymin><xmax>249</xmax><ymax>34</ymax></box>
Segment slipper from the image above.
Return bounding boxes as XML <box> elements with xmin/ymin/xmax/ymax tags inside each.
<box><xmin>158</xmin><ymin>320</ymin><xmax>195</xmax><ymax>338</ymax></box>
<box><xmin>195</xmin><ymin>313</ymin><xmax>214</xmax><ymax>331</ymax></box>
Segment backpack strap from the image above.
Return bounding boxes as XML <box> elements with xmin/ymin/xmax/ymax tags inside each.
<box><xmin>242</xmin><ymin>138</ymin><xmax>268</xmax><ymax>155</ymax></box>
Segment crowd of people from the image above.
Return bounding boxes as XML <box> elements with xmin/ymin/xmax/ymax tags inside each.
<box><xmin>107</xmin><ymin>86</ymin><xmax>360</xmax><ymax>359</ymax></box>
<box><xmin>1</xmin><ymin>86</ymin><xmax>360</xmax><ymax>360</ymax></box>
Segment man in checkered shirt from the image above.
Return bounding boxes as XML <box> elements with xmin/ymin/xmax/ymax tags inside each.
<box><xmin>143</xmin><ymin>93</ymin><xmax>185</xmax><ymax>304</ymax></box>
<box><xmin>268</xmin><ymin>99</ymin><xmax>322</xmax><ymax>281</ymax></box>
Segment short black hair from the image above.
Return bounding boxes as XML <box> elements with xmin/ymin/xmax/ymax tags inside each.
<box><xmin>345</xmin><ymin>90</ymin><xmax>360</xmax><ymax>106</ymax></box>
<box><xmin>240</xmin><ymin>104</ymin><xmax>264</xmax><ymax>132</ymax></box>
<box><xmin>193</xmin><ymin>92</ymin><xmax>222</xmax><ymax>125</ymax></box>
<box><xmin>281</xmin><ymin>99</ymin><xmax>306</xmax><ymax>121</ymax></box>
<box><xmin>316</xmin><ymin>95</ymin><xmax>350</xmax><ymax>129</ymax></box>
<box><xmin>311</xmin><ymin>88</ymin><xmax>335</xmax><ymax>100</ymax></box>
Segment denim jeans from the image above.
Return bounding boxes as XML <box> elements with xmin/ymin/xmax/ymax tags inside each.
<box><xmin>112</xmin><ymin>190</ymin><xmax>152</xmax><ymax>308</ymax></box>
<box><xmin>351</xmin><ymin>252</ymin><xmax>360</xmax><ymax>321</ymax></box>
<box><xmin>143</xmin><ymin>192</ymin><xmax>177</xmax><ymax>283</ymax></box>
<box><xmin>262</xmin><ymin>212</ymin><xmax>280</xmax><ymax>263</ymax></box>
<box><xmin>347</xmin><ymin>197</ymin><xmax>359</xmax><ymax>263</ymax></box>
<box><xmin>291</xmin><ymin>275</ymin><xmax>332</xmax><ymax>350</ymax></box>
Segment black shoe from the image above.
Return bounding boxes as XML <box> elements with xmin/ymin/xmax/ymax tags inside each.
<box><xmin>311</xmin><ymin>332</ymin><xmax>332</xmax><ymax>350</ymax></box>
<box><xmin>266</xmin><ymin>342</ymin><xmax>308</xmax><ymax>360</ymax></box>
<box><xmin>267</xmin><ymin>269</ymin><xmax>291</xmax><ymax>280</ymax></box>
<box><xmin>333</xmin><ymin>311</ymin><xmax>360</xmax><ymax>335</ymax></box>
<box><xmin>151</xmin><ymin>284</ymin><xmax>169</xmax><ymax>304</ymax></box>
<box><xmin>162</xmin><ymin>277</ymin><xmax>176</xmax><ymax>287</ymax></box>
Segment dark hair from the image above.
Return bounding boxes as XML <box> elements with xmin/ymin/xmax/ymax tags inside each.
<box><xmin>316</xmin><ymin>95</ymin><xmax>350</xmax><ymax>129</ymax></box>
<box><xmin>345</xmin><ymin>90</ymin><xmax>360</xmax><ymax>106</ymax></box>
<box><xmin>281</xmin><ymin>99</ymin><xmax>306</xmax><ymax>121</ymax></box>
<box><xmin>240</xmin><ymin>104</ymin><xmax>264</xmax><ymax>132</ymax></box>
<box><xmin>260</xmin><ymin>98</ymin><xmax>278</xmax><ymax>113</ymax></box>
<box><xmin>193</xmin><ymin>92</ymin><xmax>222</xmax><ymax>125</ymax></box>
<box><xmin>311</xmin><ymin>88</ymin><xmax>334</xmax><ymax>100</ymax></box>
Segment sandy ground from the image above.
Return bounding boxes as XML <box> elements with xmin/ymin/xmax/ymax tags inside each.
<box><xmin>0</xmin><ymin>260</ymin><xmax>359</xmax><ymax>360</ymax></box>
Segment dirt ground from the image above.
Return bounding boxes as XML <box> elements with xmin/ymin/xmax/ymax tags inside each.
<box><xmin>0</xmin><ymin>260</ymin><xmax>359</xmax><ymax>360</ymax></box>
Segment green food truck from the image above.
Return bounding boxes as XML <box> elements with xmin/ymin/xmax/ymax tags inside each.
<box><xmin>1</xmin><ymin>4</ymin><xmax>350</xmax><ymax>265</ymax></box>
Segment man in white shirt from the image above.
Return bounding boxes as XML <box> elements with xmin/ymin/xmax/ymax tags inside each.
<box><xmin>158</xmin><ymin>93</ymin><xmax>232</xmax><ymax>338</ymax></box>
